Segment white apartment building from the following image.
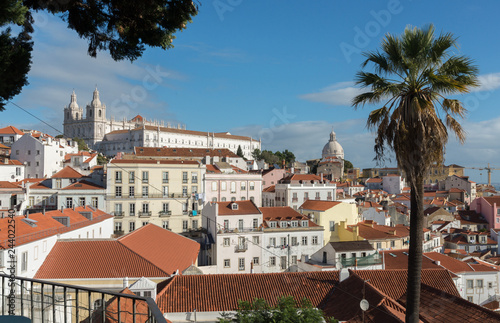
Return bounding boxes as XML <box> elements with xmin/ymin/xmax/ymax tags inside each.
<box><xmin>205</xmin><ymin>164</ymin><xmax>263</xmax><ymax>207</ymax></box>
<box><xmin>0</xmin><ymin>206</ymin><xmax>113</xmax><ymax>279</ymax></box>
<box><xmin>0</xmin><ymin>181</ymin><xmax>26</xmax><ymax>216</ymax></box>
<box><xmin>382</xmin><ymin>174</ymin><xmax>406</xmax><ymax>194</ymax></box>
<box><xmin>10</xmin><ymin>133</ymin><xmax>78</xmax><ymax>178</ymax></box>
<box><xmin>202</xmin><ymin>200</ymin><xmax>264</xmax><ymax>274</ymax></box>
<box><xmin>259</xmin><ymin>207</ymin><xmax>324</xmax><ymax>273</ymax></box>
<box><xmin>439</xmin><ymin>175</ymin><xmax>477</xmax><ymax>204</ymax></box>
<box><xmin>0</xmin><ymin>159</ymin><xmax>24</xmax><ymax>181</ymax></box>
<box><xmin>107</xmin><ymin>159</ymin><xmax>205</xmax><ymax>235</ymax></box>
<box><xmin>0</xmin><ymin>125</ymin><xmax>24</xmax><ymax>146</ymax></box>
<box><xmin>274</xmin><ymin>174</ymin><xmax>337</xmax><ymax>210</ymax></box>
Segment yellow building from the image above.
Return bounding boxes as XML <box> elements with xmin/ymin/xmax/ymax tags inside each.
<box><xmin>106</xmin><ymin>159</ymin><xmax>205</xmax><ymax>235</ymax></box>
<box><xmin>425</xmin><ymin>164</ymin><xmax>464</xmax><ymax>185</ymax></box>
<box><xmin>299</xmin><ymin>200</ymin><xmax>359</xmax><ymax>246</ymax></box>
<box><xmin>336</xmin><ymin>220</ymin><xmax>410</xmax><ymax>250</ymax></box>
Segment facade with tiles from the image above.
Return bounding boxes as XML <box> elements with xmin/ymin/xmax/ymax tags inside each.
<box><xmin>107</xmin><ymin>159</ymin><xmax>205</xmax><ymax>235</ymax></box>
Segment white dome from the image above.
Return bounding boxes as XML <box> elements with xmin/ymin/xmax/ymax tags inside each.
<box><xmin>322</xmin><ymin>130</ymin><xmax>344</xmax><ymax>159</ymax></box>
<box><xmin>91</xmin><ymin>87</ymin><xmax>102</xmax><ymax>108</ymax></box>
<box><xmin>68</xmin><ymin>91</ymin><xmax>79</xmax><ymax>109</ymax></box>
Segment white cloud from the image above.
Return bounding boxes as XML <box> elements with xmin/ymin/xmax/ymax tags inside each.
<box><xmin>473</xmin><ymin>72</ymin><xmax>500</xmax><ymax>92</ymax></box>
<box><xmin>299</xmin><ymin>81</ymin><xmax>364</xmax><ymax>106</ymax></box>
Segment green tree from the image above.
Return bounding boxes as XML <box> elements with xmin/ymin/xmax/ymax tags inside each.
<box><xmin>0</xmin><ymin>0</ymin><xmax>33</xmax><ymax>111</ymax></box>
<box><xmin>282</xmin><ymin>149</ymin><xmax>295</xmax><ymax>165</ymax></box>
<box><xmin>218</xmin><ymin>296</ymin><xmax>335</xmax><ymax>323</ymax></box>
<box><xmin>236</xmin><ymin>145</ymin><xmax>245</xmax><ymax>159</ymax></box>
<box><xmin>1</xmin><ymin>0</ymin><xmax>197</xmax><ymax>110</ymax></box>
<box><xmin>353</xmin><ymin>25</ymin><xmax>478</xmax><ymax>322</ymax></box>
<box><xmin>344</xmin><ymin>160</ymin><xmax>353</xmax><ymax>170</ymax></box>
<box><xmin>97</xmin><ymin>153</ymin><xmax>108</xmax><ymax>165</ymax></box>
<box><xmin>251</xmin><ymin>148</ymin><xmax>261</xmax><ymax>161</ymax></box>
<box><xmin>72</xmin><ymin>137</ymin><xmax>89</xmax><ymax>151</ymax></box>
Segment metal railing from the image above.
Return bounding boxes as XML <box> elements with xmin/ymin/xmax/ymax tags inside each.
<box><xmin>138</xmin><ymin>212</ymin><xmax>152</xmax><ymax>217</ymax></box>
<box><xmin>159</xmin><ymin>211</ymin><xmax>171</xmax><ymax>217</ymax></box>
<box><xmin>340</xmin><ymin>254</ymin><xmax>383</xmax><ymax>267</ymax></box>
<box><xmin>234</xmin><ymin>242</ymin><xmax>248</xmax><ymax>252</ymax></box>
<box><xmin>0</xmin><ymin>273</ymin><xmax>167</xmax><ymax>322</ymax></box>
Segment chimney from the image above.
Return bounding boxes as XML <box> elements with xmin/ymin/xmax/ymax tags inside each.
<box><xmin>123</xmin><ymin>277</ymin><xmax>129</xmax><ymax>288</ymax></box>
<box><xmin>340</xmin><ymin>268</ymin><xmax>349</xmax><ymax>282</ymax></box>
<box><xmin>434</xmin><ymin>260</ymin><xmax>441</xmax><ymax>266</ymax></box>
<box><xmin>42</xmin><ymin>206</ymin><xmax>45</xmax><ymax>216</ymax></box>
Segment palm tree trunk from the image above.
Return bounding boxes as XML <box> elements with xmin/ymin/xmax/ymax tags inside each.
<box><xmin>405</xmin><ymin>174</ymin><xmax>424</xmax><ymax>322</ymax></box>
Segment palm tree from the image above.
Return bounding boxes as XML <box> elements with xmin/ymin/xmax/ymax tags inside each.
<box><xmin>352</xmin><ymin>25</ymin><xmax>478</xmax><ymax>322</ymax></box>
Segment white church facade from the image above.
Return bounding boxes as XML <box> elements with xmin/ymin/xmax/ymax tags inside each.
<box><xmin>63</xmin><ymin>89</ymin><xmax>261</xmax><ymax>159</ymax></box>
<box><xmin>317</xmin><ymin>130</ymin><xmax>344</xmax><ymax>180</ymax></box>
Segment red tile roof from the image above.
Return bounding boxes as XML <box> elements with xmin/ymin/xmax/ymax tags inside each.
<box><xmin>118</xmin><ymin>224</ymin><xmax>200</xmax><ymax>275</ymax></box>
<box><xmin>299</xmin><ymin>200</ymin><xmax>342</xmax><ymax>211</ymax></box>
<box><xmin>0</xmin><ymin>181</ymin><xmax>21</xmax><ymax>189</ymax></box>
<box><xmin>205</xmin><ymin>164</ymin><xmax>221</xmax><ymax>173</ymax></box>
<box><xmin>0</xmin><ymin>125</ymin><xmax>23</xmax><ymax>135</ymax></box>
<box><xmin>483</xmin><ymin>196</ymin><xmax>500</xmax><ymax>206</ymax></box>
<box><xmin>366</xmin><ymin>178</ymin><xmax>383</xmax><ymax>183</ymax></box>
<box><xmin>61</xmin><ymin>180</ymin><xmax>105</xmax><ymax>190</ymax></box>
<box><xmin>216</xmin><ymin>200</ymin><xmax>261</xmax><ymax>216</ymax></box>
<box><xmin>260</xmin><ymin>206</ymin><xmax>319</xmax><ymax>228</ymax></box>
<box><xmin>156</xmin><ymin>271</ymin><xmax>340</xmax><ymax>313</ymax></box>
<box><xmin>0</xmin><ymin>143</ymin><xmax>9</xmax><ymax>149</ymax></box>
<box><xmin>35</xmin><ymin>240</ymin><xmax>169</xmax><ymax>279</ymax></box>
<box><xmin>424</xmin><ymin>252</ymin><xmax>497</xmax><ymax>273</ymax></box>
<box><xmin>381</xmin><ymin>250</ymin><xmax>442</xmax><ymax>270</ymax></box>
<box><xmin>347</xmin><ymin>222</ymin><xmax>410</xmax><ymax>240</ymax></box>
<box><xmin>262</xmin><ymin>185</ymin><xmax>275</xmax><ymax>192</ymax></box>
<box><xmin>51</xmin><ymin>166</ymin><xmax>84</xmax><ymax>179</ymax></box>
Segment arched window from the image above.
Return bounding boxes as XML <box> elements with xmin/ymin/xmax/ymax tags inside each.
<box><xmin>75</xmin><ymin>113</ymin><xmax>79</xmax><ymax>119</ymax></box>
<box><xmin>89</xmin><ymin>110</ymin><xmax>92</xmax><ymax>117</ymax></box>
<box><xmin>99</xmin><ymin>110</ymin><xmax>102</xmax><ymax>117</ymax></box>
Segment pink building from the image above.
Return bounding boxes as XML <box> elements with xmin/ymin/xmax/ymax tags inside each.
<box><xmin>261</xmin><ymin>168</ymin><xmax>287</xmax><ymax>189</ymax></box>
<box><xmin>470</xmin><ymin>196</ymin><xmax>500</xmax><ymax>229</ymax></box>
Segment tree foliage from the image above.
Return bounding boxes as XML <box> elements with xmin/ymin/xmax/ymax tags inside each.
<box><xmin>1</xmin><ymin>0</ymin><xmax>197</xmax><ymax>110</ymax></box>
<box><xmin>218</xmin><ymin>296</ymin><xmax>336</xmax><ymax>323</ymax></box>
<box><xmin>352</xmin><ymin>24</ymin><xmax>478</xmax><ymax>322</ymax></box>
<box><xmin>72</xmin><ymin>137</ymin><xmax>89</xmax><ymax>151</ymax></box>
<box><xmin>253</xmin><ymin>149</ymin><xmax>295</xmax><ymax>167</ymax></box>
<box><xmin>343</xmin><ymin>159</ymin><xmax>353</xmax><ymax>170</ymax></box>
<box><xmin>0</xmin><ymin>0</ymin><xmax>33</xmax><ymax>111</ymax></box>
<box><xmin>236</xmin><ymin>145</ymin><xmax>245</xmax><ymax>159</ymax></box>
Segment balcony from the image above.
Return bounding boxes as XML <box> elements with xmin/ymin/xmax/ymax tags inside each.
<box><xmin>218</xmin><ymin>227</ymin><xmax>261</xmax><ymax>234</ymax></box>
<box><xmin>113</xmin><ymin>211</ymin><xmax>124</xmax><ymax>218</ymax></box>
<box><xmin>138</xmin><ymin>211</ymin><xmax>151</xmax><ymax>217</ymax></box>
<box><xmin>235</xmin><ymin>242</ymin><xmax>248</xmax><ymax>252</ymax></box>
<box><xmin>340</xmin><ymin>254</ymin><xmax>383</xmax><ymax>268</ymax></box>
<box><xmin>159</xmin><ymin>210</ymin><xmax>171</xmax><ymax>217</ymax></box>
<box><xmin>114</xmin><ymin>230</ymin><xmax>124</xmax><ymax>235</ymax></box>
<box><xmin>292</xmin><ymin>197</ymin><xmax>298</xmax><ymax>202</ymax></box>
<box><xmin>0</xmin><ymin>273</ymin><xmax>167</xmax><ymax>322</ymax></box>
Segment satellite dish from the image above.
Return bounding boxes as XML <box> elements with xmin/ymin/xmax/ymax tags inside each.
<box><xmin>11</xmin><ymin>175</ymin><xmax>15</xmax><ymax>179</ymax></box>
<box><xmin>360</xmin><ymin>299</ymin><xmax>369</xmax><ymax>311</ymax></box>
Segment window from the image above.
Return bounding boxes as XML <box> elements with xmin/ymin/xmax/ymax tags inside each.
<box><xmin>79</xmin><ymin>197</ymin><xmax>85</xmax><ymax>206</ymax></box>
<box><xmin>291</xmin><ymin>221</ymin><xmax>298</xmax><ymax>228</ymax></box>
<box><xmin>162</xmin><ymin>171</ymin><xmax>169</xmax><ymax>183</ymax></box>
<box><xmin>312</xmin><ymin>236</ymin><xmax>318</xmax><ymax>245</ymax></box>
<box><xmin>192</xmin><ymin>186</ymin><xmax>198</xmax><ymax>194</ymax></box>
<box><xmin>191</xmin><ymin>172</ymin><xmax>198</xmax><ymax>183</ymax></box>
<box><xmin>280</xmin><ymin>256</ymin><xmax>287</xmax><ymax>269</ymax></box>
<box><xmin>249</xmin><ymin>182</ymin><xmax>255</xmax><ymax>190</ymax></box>
<box><xmin>270</xmin><ymin>256</ymin><xmax>276</xmax><ymax>266</ymax></box>
<box><xmin>391</xmin><ymin>240</ymin><xmax>395</xmax><ymax>248</ymax></box>
<box><xmin>114</xmin><ymin>203</ymin><xmax>122</xmax><ymax>215</ymax></box>
<box><xmin>182</xmin><ymin>220</ymin><xmax>188</xmax><ymax>232</ymax></box>
<box><xmin>129</xmin><ymin>171</ymin><xmax>135</xmax><ymax>183</ymax></box>
<box><xmin>241</xmin><ymin>182</ymin><xmax>246</xmax><ymax>190</ymax></box>
<box><xmin>223</xmin><ymin>238</ymin><xmax>230</xmax><ymax>246</ymax></box>
<box><xmin>142</xmin><ymin>221</ymin><xmax>148</xmax><ymax>226</ymax></box>
<box><xmin>129</xmin><ymin>222</ymin><xmax>135</xmax><ymax>232</ymax></box>
<box><xmin>28</xmin><ymin>150</ymin><xmax>31</xmax><ymax>155</ymax></box>
<box><xmin>292</xmin><ymin>255</ymin><xmax>297</xmax><ymax>264</ymax></box>
<box><xmin>253</xmin><ymin>236</ymin><xmax>259</xmax><ymax>244</ymax></box>
<box><xmin>330</xmin><ymin>221</ymin><xmax>335</xmax><ymax>231</ymax></box>
<box><xmin>21</xmin><ymin>252</ymin><xmax>28</xmax><ymax>272</ymax></box>
<box><xmin>115</xmin><ymin>222</ymin><xmax>122</xmax><ymax>232</ymax></box>
<box><xmin>477</xmin><ymin>280</ymin><xmax>484</xmax><ymax>288</ymax></box>
<box><xmin>162</xmin><ymin>186</ymin><xmax>169</xmax><ymax>197</ymax></box>
<box><xmin>488</xmin><ymin>282</ymin><xmax>493</xmax><ymax>289</ymax></box>
<box><xmin>224</xmin><ymin>220</ymin><xmax>229</xmax><ymax>230</ymax></box>
<box><xmin>115</xmin><ymin>186</ymin><xmax>122</xmax><ymax>198</ymax></box>
<box><xmin>376</xmin><ymin>242</ymin><xmax>382</xmax><ymax>249</ymax></box>
<box><xmin>304</xmin><ymin>192</ymin><xmax>309</xmax><ymax>200</ymax></box>
<box><xmin>36</xmin><ymin>161</ymin><xmax>39</xmax><ymax>167</ymax></box>
<box><xmin>192</xmin><ymin>219</ymin><xmax>198</xmax><ymax>229</ymax></box>
<box><xmin>162</xmin><ymin>221</ymin><xmax>169</xmax><ymax>229</ymax></box>
<box><xmin>467</xmin><ymin>296</ymin><xmax>473</xmax><ymax>302</ymax></box>
<box><xmin>66</xmin><ymin>197</ymin><xmax>73</xmax><ymax>209</ymax></box>
<box><xmin>142</xmin><ymin>171</ymin><xmax>149</xmax><ymax>183</ymax></box>
<box><xmin>212</xmin><ymin>182</ymin><xmax>217</xmax><ymax>191</ymax></box>
<box><xmin>224</xmin><ymin>259</ymin><xmax>230</xmax><ymax>268</ymax></box>
<box><xmin>280</xmin><ymin>237</ymin><xmax>287</xmax><ymax>246</ymax></box>
<box><xmin>280</xmin><ymin>221</ymin><xmax>287</xmax><ymax>228</ymax></box>
<box><xmin>269</xmin><ymin>221</ymin><xmax>277</xmax><ymax>228</ymax></box>
<box><xmin>144</xmin><ymin>291</ymin><xmax>152</xmax><ymax>298</ymax></box>
<box><xmin>466</xmin><ymin>280</ymin><xmax>473</xmax><ymax>289</ymax></box>
<box><xmin>269</xmin><ymin>237</ymin><xmax>276</xmax><ymax>247</ymax></box>
<box><xmin>162</xmin><ymin>203</ymin><xmax>169</xmax><ymax>213</ymax></box>
<box><xmin>253</xmin><ymin>257</ymin><xmax>259</xmax><ymax>265</ymax></box>
<box><xmin>92</xmin><ymin>197</ymin><xmax>98</xmax><ymax>208</ymax></box>
<box><xmin>301</xmin><ymin>220</ymin><xmax>308</xmax><ymax>227</ymax></box>
<box><xmin>182</xmin><ymin>172</ymin><xmax>188</xmax><ymax>183</ymax></box>
<box><xmin>221</xmin><ymin>197</ymin><xmax>227</xmax><ymax>202</ymax></box>
<box><xmin>315</xmin><ymin>192</ymin><xmax>320</xmax><ymax>199</ymax></box>
<box><xmin>142</xmin><ymin>203</ymin><xmax>149</xmax><ymax>213</ymax></box>
<box><xmin>252</xmin><ymin>218</ymin><xmax>258</xmax><ymax>229</ymax></box>
<box><xmin>129</xmin><ymin>186</ymin><xmax>135</xmax><ymax>197</ymax></box>
<box><xmin>291</xmin><ymin>236</ymin><xmax>298</xmax><ymax>246</ymax></box>
<box><xmin>16</xmin><ymin>167</ymin><xmax>21</xmax><ymax>176</ymax></box>
<box><xmin>302</xmin><ymin>236</ymin><xmax>308</xmax><ymax>245</ymax></box>
<box><xmin>221</xmin><ymin>182</ymin><xmax>227</xmax><ymax>191</ymax></box>
<box><xmin>115</xmin><ymin>171</ymin><xmax>122</xmax><ymax>183</ymax></box>
<box><xmin>142</xmin><ymin>186</ymin><xmax>148</xmax><ymax>198</ymax></box>
<box><xmin>238</xmin><ymin>219</ymin><xmax>244</xmax><ymax>231</ymax></box>
<box><xmin>238</xmin><ymin>258</ymin><xmax>245</xmax><ymax>271</ymax></box>
<box><xmin>182</xmin><ymin>186</ymin><xmax>188</xmax><ymax>197</ymax></box>
<box><xmin>129</xmin><ymin>203</ymin><xmax>135</xmax><ymax>216</ymax></box>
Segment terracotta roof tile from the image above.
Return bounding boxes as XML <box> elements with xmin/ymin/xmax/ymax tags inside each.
<box><xmin>299</xmin><ymin>200</ymin><xmax>342</xmax><ymax>211</ymax></box>
<box><xmin>260</xmin><ymin>206</ymin><xmax>320</xmax><ymax>228</ymax></box>
<box><xmin>216</xmin><ymin>200</ymin><xmax>261</xmax><ymax>216</ymax></box>
<box><xmin>381</xmin><ymin>250</ymin><xmax>442</xmax><ymax>270</ymax></box>
<box><xmin>35</xmin><ymin>240</ymin><xmax>169</xmax><ymax>279</ymax></box>
<box><xmin>61</xmin><ymin>180</ymin><xmax>105</xmax><ymax>190</ymax></box>
<box><xmin>0</xmin><ymin>143</ymin><xmax>9</xmax><ymax>149</ymax></box>
<box><xmin>262</xmin><ymin>185</ymin><xmax>275</xmax><ymax>192</ymax></box>
<box><xmin>205</xmin><ymin>164</ymin><xmax>221</xmax><ymax>173</ymax></box>
<box><xmin>0</xmin><ymin>125</ymin><xmax>23</xmax><ymax>135</ymax></box>
<box><xmin>118</xmin><ymin>224</ymin><xmax>200</xmax><ymax>275</ymax></box>
<box><xmin>156</xmin><ymin>271</ymin><xmax>340</xmax><ymax>313</ymax></box>
<box><xmin>424</xmin><ymin>252</ymin><xmax>478</xmax><ymax>273</ymax></box>
<box><xmin>52</xmin><ymin>166</ymin><xmax>84</xmax><ymax>179</ymax></box>
<box><xmin>0</xmin><ymin>181</ymin><xmax>21</xmax><ymax>189</ymax></box>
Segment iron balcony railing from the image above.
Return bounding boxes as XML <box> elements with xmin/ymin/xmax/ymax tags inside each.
<box><xmin>159</xmin><ymin>211</ymin><xmax>171</xmax><ymax>217</ymax></box>
<box><xmin>234</xmin><ymin>242</ymin><xmax>248</xmax><ymax>252</ymax></box>
<box><xmin>0</xmin><ymin>273</ymin><xmax>167</xmax><ymax>322</ymax></box>
<box><xmin>138</xmin><ymin>211</ymin><xmax>152</xmax><ymax>217</ymax></box>
<box><xmin>340</xmin><ymin>254</ymin><xmax>383</xmax><ymax>267</ymax></box>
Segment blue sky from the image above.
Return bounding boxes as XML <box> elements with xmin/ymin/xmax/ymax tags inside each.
<box><xmin>3</xmin><ymin>0</ymin><xmax>500</xmax><ymax>183</ymax></box>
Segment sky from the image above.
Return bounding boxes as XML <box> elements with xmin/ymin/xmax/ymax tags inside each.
<box><xmin>3</xmin><ymin>0</ymin><xmax>500</xmax><ymax>184</ymax></box>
